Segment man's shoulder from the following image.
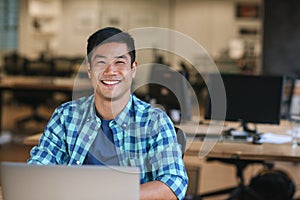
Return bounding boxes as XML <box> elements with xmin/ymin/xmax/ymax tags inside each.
<box><xmin>132</xmin><ymin>95</ymin><xmax>167</xmax><ymax>117</ymax></box>
<box><xmin>58</xmin><ymin>95</ymin><xmax>93</xmax><ymax>112</ymax></box>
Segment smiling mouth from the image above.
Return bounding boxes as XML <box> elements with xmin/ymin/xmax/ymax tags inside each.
<box><xmin>101</xmin><ymin>80</ymin><xmax>121</xmax><ymax>85</ymax></box>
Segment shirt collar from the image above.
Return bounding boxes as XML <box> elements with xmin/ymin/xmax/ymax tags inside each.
<box><xmin>114</xmin><ymin>95</ymin><xmax>134</xmax><ymax>130</ymax></box>
<box><xmin>87</xmin><ymin>95</ymin><xmax>101</xmax><ymax>123</ymax></box>
<box><xmin>88</xmin><ymin>94</ymin><xmax>134</xmax><ymax>128</ymax></box>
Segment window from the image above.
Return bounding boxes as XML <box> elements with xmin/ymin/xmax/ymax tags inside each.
<box><xmin>0</xmin><ymin>0</ymin><xmax>19</xmax><ymax>50</ymax></box>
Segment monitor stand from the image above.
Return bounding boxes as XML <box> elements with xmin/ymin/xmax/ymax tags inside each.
<box><xmin>241</xmin><ymin>121</ymin><xmax>261</xmax><ymax>144</ymax></box>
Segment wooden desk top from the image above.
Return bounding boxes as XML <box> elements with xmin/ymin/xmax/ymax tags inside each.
<box><xmin>186</xmin><ymin>140</ymin><xmax>300</xmax><ymax>162</ymax></box>
<box><xmin>23</xmin><ymin>133</ymin><xmax>41</xmax><ymax>146</ymax></box>
<box><xmin>182</xmin><ymin>120</ymin><xmax>300</xmax><ymax>162</ymax></box>
<box><xmin>24</xmin><ymin>120</ymin><xmax>299</xmax><ymax>162</ymax></box>
<box><xmin>180</xmin><ymin>120</ymin><xmax>291</xmax><ymax>136</ymax></box>
<box><xmin>0</xmin><ymin>75</ymin><xmax>92</xmax><ymax>92</ymax></box>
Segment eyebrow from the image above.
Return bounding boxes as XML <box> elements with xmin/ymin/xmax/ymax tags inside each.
<box><xmin>93</xmin><ymin>55</ymin><xmax>105</xmax><ymax>60</ymax></box>
<box><xmin>115</xmin><ymin>55</ymin><xmax>129</xmax><ymax>60</ymax></box>
<box><xmin>92</xmin><ymin>54</ymin><xmax>129</xmax><ymax>61</ymax></box>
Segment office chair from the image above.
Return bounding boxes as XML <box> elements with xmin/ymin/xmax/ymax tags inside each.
<box><xmin>13</xmin><ymin>88</ymin><xmax>52</xmax><ymax>128</ymax></box>
<box><xmin>174</xmin><ymin>127</ymin><xmax>203</xmax><ymax>200</ymax></box>
<box><xmin>25</xmin><ymin>59</ymin><xmax>55</xmax><ymax>76</ymax></box>
<box><xmin>53</xmin><ymin>57</ymin><xmax>75</xmax><ymax>77</ymax></box>
<box><xmin>197</xmin><ymin>158</ymin><xmax>274</xmax><ymax>200</ymax></box>
<box><xmin>13</xmin><ymin>59</ymin><xmax>55</xmax><ymax>127</ymax></box>
<box><xmin>281</xmin><ymin>75</ymin><xmax>296</xmax><ymax>120</ymax></box>
<box><xmin>2</xmin><ymin>52</ymin><xmax>27</xmax><ymax>75</ymax></box>
<box><xmin>244</xmin><ymin>168</ymin><xmax>295</xmax><ymax>200</ymax></box>
<box><xmin>175</xmin><ymin>126</ymin><xmax>186</xmax><ymax>157</ymax></box>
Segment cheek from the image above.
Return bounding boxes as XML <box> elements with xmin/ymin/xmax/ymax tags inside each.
<box><xmin>90</xmin><ymin>69</ymin><xmax>102</xmax><ymax>79</ymax></box>
<box><xmin>131</xmin><ymin>69</ymin><xmax>136</xmax><ymax>78</ymax></box>
<box><xmin>125</xmin><ymin>67</ymin><xmax>136</xmax><ymax>76</ymax></box>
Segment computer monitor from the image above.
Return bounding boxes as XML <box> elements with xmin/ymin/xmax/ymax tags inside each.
<box><xmin>205</xmin><ymin>73</ymin><xmax>284</xmax><ymax>132</ymax></box>
<box><xmin>148</xmin><ymin>64</ymin><xmax>192</xmax><ymax>123</ymax></box>
<box><xmin>133</xmin><ymin>64</ymin><xmax>192</xmax><ymax>124</ymax></box>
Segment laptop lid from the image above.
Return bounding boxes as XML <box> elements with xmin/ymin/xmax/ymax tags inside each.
<box><xmin>0</xmin><ymin>162</ymin><xmax>140</xmax><ymax>200</ymax></box>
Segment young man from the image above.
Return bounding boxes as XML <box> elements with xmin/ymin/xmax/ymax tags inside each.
<box><xmin>27</xmin><ymin>27</ymin><xmax>188</xmax><ymax>200</ymax></box>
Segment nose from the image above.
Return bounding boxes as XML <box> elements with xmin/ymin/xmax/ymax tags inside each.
<box><xmin>103</xmin><ymin>62</ymin><xmax>117</xmax><ymax>74</ymax></box>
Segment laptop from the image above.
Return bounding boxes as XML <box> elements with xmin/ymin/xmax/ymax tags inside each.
<box><xmin>0</xmin><ymin>162</ymin><xmax>140</xmax><ymax>200</ymax></box>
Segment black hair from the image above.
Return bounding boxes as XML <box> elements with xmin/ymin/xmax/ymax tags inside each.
<box><xmin>86</xmin><ymin>27</ymin><xmax>136</xmax><ymax>65</ymax></box>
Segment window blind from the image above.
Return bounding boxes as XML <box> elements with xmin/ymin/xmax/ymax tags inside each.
<box><xmin>0</xmin><ymin>0</ymin><xmax>19</xmax><ymax>50</ymax></box>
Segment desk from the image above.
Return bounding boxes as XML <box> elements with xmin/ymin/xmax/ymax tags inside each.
<box><xmin>181</xmin><ymin>120</ymin><xmax>300</xmax><ymax>198</ymax></box>
<box><xmin>23</xmin><ymin>121</ymin><xmax>299</xmax><ymax>199</ymax></box>
<box><xmin>180</xmin><ymin>121</ymin><xmax>299</xmax><ymax>162</ymax></box>
<box><xmin>0</xmin><ymin>75</ymin><xmax>91</xmax><ymax>94</ymax></box>
<box><xmin>24</xmin><ymin>120</ymin><xmax>298</xmax><ymax>162</ymax></box>
<box><xmin>23</xmin><ymin>133</ymin><xmax>41</xmax><ymax>146</ymax></box>
<box><xmin>186</xmin><ymin>141</ymin><xmax>300</xmax><ymax>162</ymax></box>
<box><xmin>0</xmin><ymin>75</ymin><xmax>92</xmax><ymax>132</ymax></box>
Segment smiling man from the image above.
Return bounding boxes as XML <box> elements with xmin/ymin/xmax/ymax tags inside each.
<box><xmin>27</xmin><ymin>27</ymin><xmax>188</xmax><ymax>200</ymax></box>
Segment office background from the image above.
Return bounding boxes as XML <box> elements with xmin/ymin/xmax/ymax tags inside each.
<box><xmin>1</xmin><ymin>0</ymin><xmax>263</xmax><ymax>74</ymax></box>
<box><xmin>1</xmin><ymin>0</ymin><xmax>300</xmax><ymax>199</ymax></box>
<box><xmin>3</xmin><ymin>0</ymin><xmax>300</xmax><ymax>76</ymax></box>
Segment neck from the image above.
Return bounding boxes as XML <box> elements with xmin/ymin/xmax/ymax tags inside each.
<box><xmin>94</xmin><ymin>94</ymin><xmax>131</xmax><ymax>120</ymax></box>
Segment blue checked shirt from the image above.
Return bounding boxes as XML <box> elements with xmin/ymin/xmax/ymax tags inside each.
<box><xmin>27</xmin><ymin>94</ymin><xmax>188</xmax><ymax>199</ymax></box>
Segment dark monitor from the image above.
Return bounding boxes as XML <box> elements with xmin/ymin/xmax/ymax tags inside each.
<box><xmin>147</xmin><ymin>65</ymin><xmax>192</xmax><ymax>123</ymax></box>
<box><xmin>205</xmin><ymin>73</ymin><xmax>284</xmax><ymax>127</ymax></box>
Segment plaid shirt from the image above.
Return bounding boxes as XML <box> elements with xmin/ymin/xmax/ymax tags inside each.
<box><xmin>28</xmin><ymin>94</ymin><xmax>188</xmax><ymax>199</ymax></box>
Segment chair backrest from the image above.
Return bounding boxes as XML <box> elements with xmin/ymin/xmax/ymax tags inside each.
<box><xmin>3</xmin><ymin>52</ymin><xmax>27</xmax><ymax>75</ymax></box>
<box><xmin>53</xmin><ymin>57</ymin><xmax>74</xmax><ymax>77</ymax></box>
<box><xmin>247</xmin><ymin>168</ymin><xmax>295</xmax><ymax>200</ymax></box>
<box><xmin>26</xmin><ymin>59</ymin><xmax>54</xmax><ymax>76</ymax></box>
<box><xmin>281</xmin><ymin>75</ymin><xmax>296</xmax><ymax>119</ymax></box>
<box><xmin>175</xmin><ymin>127</ymin><xmax>186</xmax><ymax>158</ymax></box>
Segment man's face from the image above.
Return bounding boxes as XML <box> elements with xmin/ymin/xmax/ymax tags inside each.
<box><xmin>87</xmin><ymin>42</ymin><xmax>137</xmax><ymax>102</ymax></box>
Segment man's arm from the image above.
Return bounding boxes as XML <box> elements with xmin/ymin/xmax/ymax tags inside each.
<box><xmin>139</xmin><ymin>109</ymin><xmax>188</xmax><ymax>200</ymax></box>
<box><xmin>140</xmin><ymin>181</ymin><xmax>177</xmax><ymax>200</ymax></box>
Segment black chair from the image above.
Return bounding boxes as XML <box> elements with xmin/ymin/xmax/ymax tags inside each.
<box><xmin>175</xmin><ymin>127</ymin><xmax>203</xmax><ymax>200</ymax></box>
<box><xmin>175</xmin><ymin>126</ymin><xmax>186</xmax><ymax>158</ymax></box>
<box><xmin>19</xmin><ymin>57</ymin><xmax>58</xmax><ymax>125</ymax></box>
<box><xmin>3</xmin><ymin>55</ymin><xmax>55</xmax><ymax>128</ymax></box>
<box><xmin>53</xmin><ymin>57</ymin><xmax>75</xmax><ymax>77</ymax></box>
<box><xmin>25</xmin><ymin>59</ymin><xmax>55</xmax><ymax>76</ymax></box>
<box><xmin>244</xmin><ymin>168</ymin><xmax>295</xmax><ymax>200</ymax></box>
<box><xmin>197</xmin><ymin>158</ymin><xmax>274</xmax><ymax>200</ymax></box>
<box><xmin>281</xmin><ymin>75</ymin><xmax>296</xmax><ymax>120</ymax></box>
<box><xmin>14</xmin><ymin>90</ymin><xmax>51</xmax><ymax>127</ymax></box>
<box><xmin>2</xmin><ymin>52</ymin><xmax>27</xmax><ymax>75</ymax></box>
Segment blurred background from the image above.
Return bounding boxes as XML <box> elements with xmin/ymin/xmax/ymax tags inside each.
<box><xmin>1</xmin><ymin>0</ymin><xmax>300</xmax><ymax>199</ymax></box>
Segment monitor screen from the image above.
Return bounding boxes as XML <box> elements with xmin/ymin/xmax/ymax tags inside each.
<box><xmin>205</xmin><ymin>73</ymin><xmax>284</xmax><ymax>125</ymax></box>
<box><xmin>147</xmin><ymin>65</ymin><xmax>192</xmax><ymax>123</ymax></box>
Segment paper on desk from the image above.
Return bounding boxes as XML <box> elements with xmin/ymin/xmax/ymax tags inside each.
<box><xmin>259</xmin><ymin>133</ymin><xmax>292</xmax><ymax>144</ymax></box>
<box><xmin>286</xmin><ymin>129</ymin><xmax>300</xmax><ymax>138</ymax></box>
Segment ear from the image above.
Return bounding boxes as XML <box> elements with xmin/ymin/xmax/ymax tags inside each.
<box><xmin>87</xmin><ymin>62</ymin><xmax>92</xmax><ymax>79</ymax></box>
<box><xmin>131</xmin><ymin>61</ymin><xmax>137</xmax><ymax>78</ymax></box>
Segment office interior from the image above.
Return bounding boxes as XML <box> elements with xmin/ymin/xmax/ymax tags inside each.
<box><xmin>1</xmin><ymin>0</ymin><xmax>300</xmax><ymax>199</ymax></box>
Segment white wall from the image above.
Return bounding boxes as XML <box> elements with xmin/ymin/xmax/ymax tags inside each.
<box><xmin>173</xmin><ymin>0</ymin><xmax>236</xmax><ymax>57</ymax></box>
<box><xmin>18</xmin><ymin>0</ymin><xmax>261</xmax><ymax>64</ymax></box>
<box><xmin>19</xmin><ymin>0</ymin><xmax>172</xmax><ymax>59</ymax></box>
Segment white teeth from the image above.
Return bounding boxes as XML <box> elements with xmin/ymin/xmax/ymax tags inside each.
<box><xmin>102</xmin><ymin>80</ymin><xmax>119</xmax><ymax>85</ymax></box>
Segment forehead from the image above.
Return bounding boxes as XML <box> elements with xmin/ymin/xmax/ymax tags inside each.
<box><xmin>91</xmin><ymin>42</ymin><xmax>130</xmax><ymax>59</ymax></box>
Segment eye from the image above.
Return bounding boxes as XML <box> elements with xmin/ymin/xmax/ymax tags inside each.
<box><xmin>115</xmin><ymin>58</ymin><xmax>127</xmax><ymax>65</ymax></box>
<box><xmin>116</xmin><ymin>61</ymin><xmax>125</xmax><ymax>64</ymax></box>
<box><xmin>94</xmin><ymin>60</ymin><xmax>106</xmax><ymax>67</ymax></box>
